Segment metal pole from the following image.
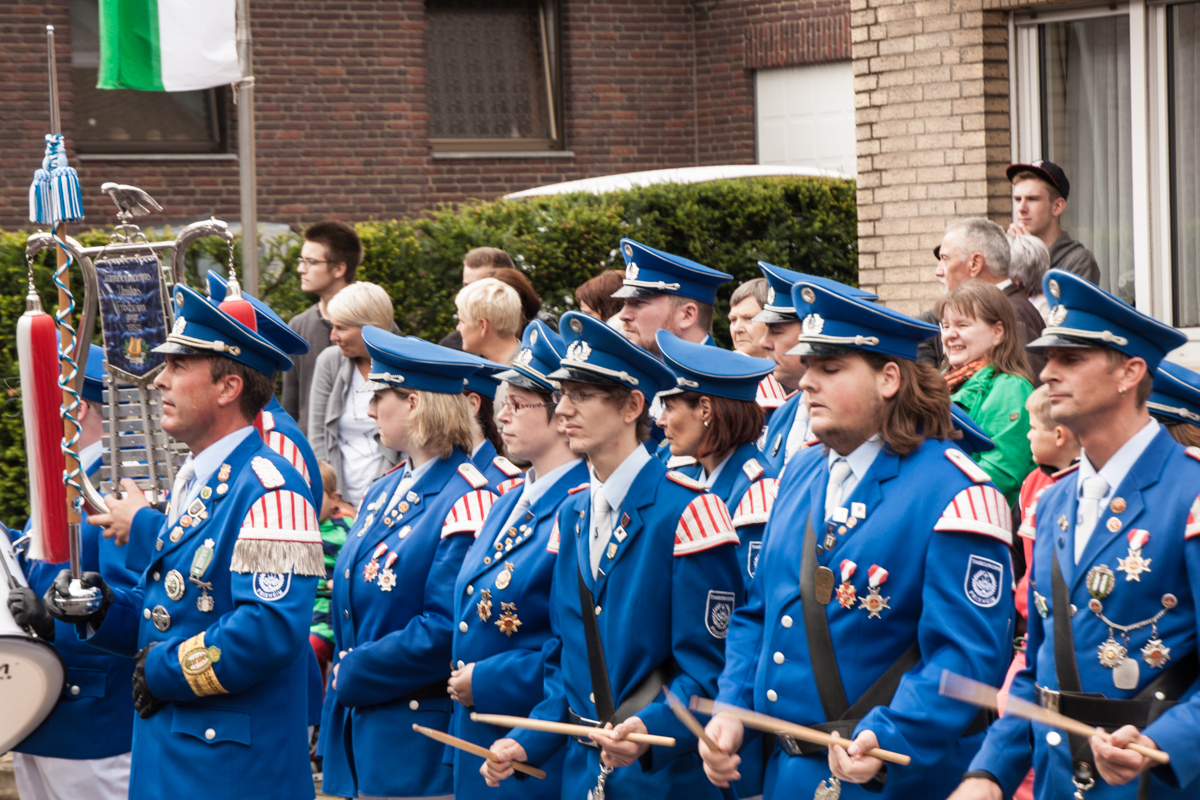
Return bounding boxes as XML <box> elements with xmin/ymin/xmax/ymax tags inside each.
<box><xmin>236</xmin><ymin>0</ymin><xmax>258</xmax><ymax>297</ymax></box>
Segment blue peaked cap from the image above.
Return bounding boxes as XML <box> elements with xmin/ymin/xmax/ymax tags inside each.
<box><xmin>1148</xmin><ymin>360</ymin><xmax>1200</xmax><ymax>426</ymax></box>
<box><xmin>548</xmin><ymin>310</ymin><xmax>676</xmax><ymax>397</ymax></box>
<box><xmin>82</xmin><ymin>343</ymin><xmax>106</xmax><ymax>404</ymax></box>
<box><xmin>1029</xmin><ymin>269</ymin><xmax>1186</xmax><ymax>372</ymax></box>
<box><xmin>155</xmin><ymin>284</ymin><xmax>294</xmax><ymax>376</ymax></box>
<box><xmin>496</xmin><ymin>319</ymin><xmax>565</xmax><ymax>392</ymax></box>
<box><xmin>655</xmin><ymin>330</ymin><xmax>775</xmax><ymax>403</ymax></box>
<box><xmin>787</xmin><ymin>280</ymin><xmax>939</xmax><ymax>362</ymax></box>
<box><xmin>755</xmin><ymin>261</ymin><xmax>877</xmax><ymax>323</ymax></box>
<box><xmin>206</xmin><ymin>270</ymin><xmax>309</xmax><ymax>356</ymax></box>
<box><xmin>459</xmin><ymin>353</ymin><xmax>507</xmax><ymax>399</ymax></box>
<box><xmin>950</xmin><ymin>404</ymin><xmax>996</xmax><ymax>454</ymax></box>
<box><xmin>361</xmin><ymin>327</ymin><xmax>482</xmax><ymax>395</ymax></box>
<box><xmin>612</xmin><ymin>238</ymin><xmax>732</xmax><ymax>306</ymax></box>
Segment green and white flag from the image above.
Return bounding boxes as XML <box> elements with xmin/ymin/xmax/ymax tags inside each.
<box><xmin>98</xmin><ymin>0</ymin><xmax>241</xmax><ymax>91</ymax></box>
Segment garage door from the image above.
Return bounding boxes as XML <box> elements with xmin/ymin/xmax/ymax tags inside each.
<box><xmin>755</xmin><ymin>62</ymin><xmax>855</xmax><ymax>178</ymax></box>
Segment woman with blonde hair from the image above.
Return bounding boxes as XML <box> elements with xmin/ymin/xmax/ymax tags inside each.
<box><xmin>318</xmin><ymin>329</ymin><xmax>499</xmax><ymax>800</ymax></box>
<box><xmin>309</xmin><ymin>281</ymin><xmax>401</xmax><ymax>505</ymax></box>
<box><xmin>937</xmin><ymin>278</ymin><xmax>1036</xmax><ymax>504</ymax></box>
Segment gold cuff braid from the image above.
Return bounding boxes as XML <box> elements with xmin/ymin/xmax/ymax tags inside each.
<box><xmin>178</xmin><ymin>632</ymin><xmax>227</xmax><ymax>697</ymax></box>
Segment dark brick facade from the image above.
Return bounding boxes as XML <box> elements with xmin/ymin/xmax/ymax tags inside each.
<box><xmin>1</xmin><ymin>0</ymin><xmax>849</xmax><ymax>231</ymax></box>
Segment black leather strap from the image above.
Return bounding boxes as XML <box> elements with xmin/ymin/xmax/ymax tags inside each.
<box><xmin>1051</xmin><ymin>550</ymin><xmax>1096</xmax><ymax>780</ymax></box>
<box><xmin>800</xmin><ymin>516</ymin><xmax>850</xmax><ymax>721</ymax></box>
<box><xmin>578</xmin><ymin>566</ymin><xmax>617</xmax><ymax>724</ymax></box>
<box><xmin>402</xmin><ymin>679</ymin><xmax>452</xmax><ymax>702</ymax></box>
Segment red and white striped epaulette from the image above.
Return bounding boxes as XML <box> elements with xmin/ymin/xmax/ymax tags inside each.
<box><xmin>742</xmin><ymin>458</ymin><xmax>765</xmax><ymax>483</ymax></box>
<box><xmin>1017</xmin><ymin>486</ymin><xmax>1048</xmax><ymax>540</ymax></box>
<box><xmin>498</xmin><ymin>476</ymin><xmax>526</xmax><ymax>496</ymax></box>
<box><xmin>457</xmin><ymin>462</ymin><xmax>489</xmax><ymax>489</ymax></box>
<box><xmin>547</xmin><ymin>517</ymin><xmax>561</xmax><ymax>553</ymax></box>
<box><xmin>568</xmin><ymin>483</ymin><xmax>591</xmax><ymax>495</ymax></box>
<box><xmin>934</xmin><ymin>484</ymin><xmax>1013</xmax><ymax>545</ymax></box>
<box><xmin>233</xmin><ymin>489</ymin><xmax>324</xmax><ymax>576</ymax></box>
<box><xmin>675</xmin><ymin>494</ymin><xmax>739</xmax><ymax>556</ymax></box>
<box><xmin>755</xmin><ymin>375</ymin><xmax>787</xmax><ymax>410</ymax></box>
<box><xmin>733</xmin><ymin>478</ymin><xmax>779</xmax><ymax>528</ymax></box>
<box><xmin>667</xmin><ymin>470</ymin><xmax>706</xmax><ymax>492</ymax></box>
<box><xmin>443</xmin><ymin>489</ymin><xmax>498</xmax><ymax>537</ymax></box>
<box><xmin>1186</xmin><ymin>496</ymin><xmax>1200</xmax><ymax>540</ymax></box>
<box><xmin>945</xmin><ymin>448</ymin><xmax>990</xmax><ymax>484</ymax></box>
<box><xmin>492</xmin><ymin>456</ymin><xmax>523</xmax><ymax>478</ymax></box>
<box><xmin>261</xmin><ymin>409</ymin><xmax>276</xmax><ymax>432</ymax></box>
<box><xmin>267</xmin><ymin>430</ymin><xmax>311</xmax><ymax>483</ymax></box>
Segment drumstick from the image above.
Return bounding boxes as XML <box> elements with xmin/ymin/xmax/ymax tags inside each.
<box><xmin>689</xmin><ymin>697</ymin><xmax>912</xmax><ymax>766</ymax></box>
<box><xmin>664</xmin><ymin>688</ymin><xmax>722</xmax><ymax>752</ymax></box>
<box><xmin>470</xmin><ymin>713</ymin><xmax>677</xmax><ymax>747</ymax></box>
<box><xmin>938</xmin><ymin>670</ymin><xmax>1169</xmax><ymax>765</ymax></box>
<box><xmin>411</xmin><ymin>724</ymin><xmax>546</xmax><ymax>779</ymax></box>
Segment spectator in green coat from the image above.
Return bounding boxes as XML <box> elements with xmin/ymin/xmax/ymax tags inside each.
<box><xmin>938</xmin><ymin>279</ymin><xmax>1036</xmax><ymax>505</ymax></box>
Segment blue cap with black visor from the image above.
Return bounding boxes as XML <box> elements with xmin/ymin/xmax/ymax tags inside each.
<box><xmin>154</xmin><ymin>284</ymin><xmax>294</xmax><ymax>377</ymax></box>
<box><xmin>359</xmin><ymin>327</ymin><xmax>483</xmax><ymax>396</ymax></box>
<box><xmin>655</xmin><ymin>330</ymin><xmax>775</xmax><ymax>403</ymax></box>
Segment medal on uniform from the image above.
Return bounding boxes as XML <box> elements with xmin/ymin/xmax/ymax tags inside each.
<box><xmin>378</xmin><ymin>552</ymin><xmax>398</xmax><ymax>592</ymax></box>
<box><xmin>477</xmin><ymin>588</ymin><xmax>493</xmax><ymax>622</ymax></box>
<box><xmin>190</xmin><ymin>538</ymin><xmax>216</xmax><ymax>611</ymax></box>
<box><xmin>495</xmin><ymin>561</ymin><xmax>515</xmax><ymax>590</ymax></box>
<box><xmin>495</xmin><ymin>602</ymin><xmax>521</xmax><ymax>636</ymax></box>
<box><xmin>363</xmin><ymin>542</ymin><xmax>387</xmax><ymax>583</ymax></box>
<box><xmin>858</xmin><ymin>565</ymin><xmax>890</xmax><ymax>619</ymax></box>
<box><xmin>218</xmin><ymin>463</ymin><xmax>232</xmax><ymax>482</ymax></box>
<box><xmin>1097</xmin><ymin>635</ymin><xmax>1128</xmax><ymax>669</ymax></box>
<box><xmin>216</xmin><ymin>483</ymin><xmax>228</xmax><ymax>496</ymax></box>
<box><xmin>814</xmin><ymin>776</ymin><xmax>841</xmax><ymax>800</ymax></box>
<box><xmin>164</xmin><ymin>569</ymin><xmax>186</xmax><ymax>601</ymax></box>
<box><xmin>1117</xmin><ymin>529</ymin><xmax>1151</xmax><ymax>581</ymax></box>
<box><xmin>188</xmin><ymin>498</ymin><xmax>207</xmax><ymax>520</ymax></box>
<box><xmin>200</xmin><ymin>486</ymin><xmax>212</xmax><ymax>500</ymax></box>
<box><xmin>151</xmin><ymin>605</ymin><xmax>171</xmax><ymax>632</ymax></box>
<box><xmin>1033</xmin><ymin>591</ymin><xmax>1049</xmax><ymax>618</ymax></box>
<box><xmin>815</xmin><ymin>565</ymin><xmax>835</xmax><ymax>605</ymax></box>
<box><xmin>836</xmin><ymin>560</ymin><xmax>857</xmax><ymax>609</ymax></box>
<box><xmin>1085</xmin><ymin>565</ymin><xmax>1115</xmax><ymax>599</ymax></box>
<box><xmin>407</xmin><ymin>491</ymin><xmax>419</xmax><ymax>504</ymax></box>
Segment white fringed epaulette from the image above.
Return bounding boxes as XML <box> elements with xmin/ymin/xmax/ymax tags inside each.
<box><xmin>266</xmin><ymin>431</ymin><xmax>310</xmax><ymax>482</ymax></box>
<box><xmin>443</xmin><ymin>489</ymin><xmax>498</xmax><ymax>537</ymax></box>
<box><xmin>667</xmin><ymin>470</ymin><xmax>706</xmax><ymax>492</ymax></box>
<box><xmin>666</xmin><ymin>455</ymin><xmax>698</xmax><ymax>469</ymax></box>
<box><xmin>934</xmin><ymin>485</ymin><xmax>1013</xmax><ymax>545</ymax></box>
<box><xmin>261</xmin><ymin>409</ymin><xmax>276</xmax><ymax>432</ymax></box>
<box><xmin>674</xmin><ymin>494</ymin><xmax>739</xmax><ymax>556</ymax></box>
<box><xmin>457</xmin><ymin>462</ymin><xmax>489</xmax><ymax>489</ymax></box>
<box><xmin>251</xmin><ymin>456</ymin><xmax>286</xmax><ymax>489</ymax></box>
<box><xmin>231</xmin><ymin>489</ymin><xmax>325</xmax><ymax>576</ymax></box>
<box><xmin>742</xmin><ymin>458</ymin><xmax>765</xmax><ymax>483</ymax></box>
<box><xmin>492</xmin><ymin>456</ymin><xmax>523</xmax><ymax>477</ymax></box>
<box><xmin>733</xmin><ymin>478</ymin><xmax>779</xmax><ymax>528</ymax></box>
<box><xmin>498</xmin><ymin>477</ymin><xmax>525</xmax><ymax>496</ymax></box>
<box><xmin>945</xmin><ymin>448</ymin><xmax>990</xmax><ymax>484</ymax></box>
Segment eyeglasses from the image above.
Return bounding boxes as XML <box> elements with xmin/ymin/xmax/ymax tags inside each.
<box><xmin>297</xmin><ymin>257</ymin><xmax>330</xmax><ymax>268</ymax></box>
<box><xmin>552</xmin><ymin>388</ymin><xmax>606</xmax><ymax>405</ymax></box>
<box><xmin>499</xmin><ymin>399</ymin><xmax>554</xmax><ymax>414</ymax></box>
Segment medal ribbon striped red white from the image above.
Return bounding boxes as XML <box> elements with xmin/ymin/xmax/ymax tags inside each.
<box><xmin>383</xmin><ymin>552</ymin><xmax>398</xmax><ymax>569</ymax></box>
<box><xmin>372</xmin><ymin>542</ymin><xmax>388</xmax><ymax>560</ymax></box>
<box><xmin>867</xmin><ymin>564</ymin><xmax>888</xmax><ymax>589</ymax></box>
<box><xmin>1127</xmin><ymin>529</ymin><xmax>1150</xmax><ymax>550</ymax></box>
<box><xmin>839</xmin><ymin>559</ymin><xmax>857</xmax><ymax>583</ymax></box>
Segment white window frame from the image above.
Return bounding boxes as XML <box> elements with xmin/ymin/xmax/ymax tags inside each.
<box><xmin>1010</xmin><ymin>1</ymin><xmax>1200</xmax><ymax>359</ymax></box>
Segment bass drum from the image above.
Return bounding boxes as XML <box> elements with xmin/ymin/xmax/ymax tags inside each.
<box><xmin>0</xmin><ymin>523</ymin><xmax>65</xmax><ymax>753</ymax></box>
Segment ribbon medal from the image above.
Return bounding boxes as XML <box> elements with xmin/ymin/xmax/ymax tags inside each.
<box><xmin>363</xmin><ymin>542</ymin><xmax>387</xmax><ymax>583</ymax></box>
<box><xmin>1117</xmin><ymin>529</ymin><xmax>1151</xmax><ymax>581</ymax></box>
<box><xmin>495</xmin><ymin>602</ymin><xmax>521</xmax><ymax>636</ymax></box>
<box><xmin>377</xmin><ymin>552</ymin><xmax>398</xmax><ymax>592</ymax></box>
<box><xmin>190</xmin><ymin>538</ymin><xmax>217</xmax><ymax>612</ymax></box>
<box><xmin>858</xmin><ymin>564</ymin><xmax>890</xmax><ymax>619</ymax></box>
<box><xmin>836</xmin><ymin>559</ymin><xmax>858</xmax><ymax>609</ymax></box>
<box><xmin>495</xmin><ymin>561</ymin><xmax>515</xmax><ymax>590</ymax></box>
<box><xmin>477</xmin><ymin>588</ymin><xmax>493</xmax><ymax>622</ymax></box>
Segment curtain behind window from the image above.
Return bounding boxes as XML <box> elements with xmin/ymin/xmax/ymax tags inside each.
<box><xmin>1041</xmin><ymin>17</ymin><xmax>1134</xmax><ymax>304</ymax></box>
<box><xmin>1171</xmin><ymin>3</ymin><xmax>1200</xmax><ymax>327</ymax></box>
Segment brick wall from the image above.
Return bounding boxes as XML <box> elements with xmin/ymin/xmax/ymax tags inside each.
<box><xmin>852</xmin><ymin>0</ymin><xmax>1011</xmax><ymax>314</ymax></box>
<box><xmin>0</xmin><ymin>0</ymin><xmax>853</xmax><ymax>233</ymax></box>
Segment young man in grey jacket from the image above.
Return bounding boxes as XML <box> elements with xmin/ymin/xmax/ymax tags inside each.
<box><xmin>1006</xmin><ymin>160</ymin><xmax>1101</xmax><ymax>285</ymax></box>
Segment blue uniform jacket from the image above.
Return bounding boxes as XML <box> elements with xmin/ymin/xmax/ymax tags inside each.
<box><xmin>318</xmin><ymin>449</ymin><xmax>498</xmax><ymax>799</ymax></box>
<box><xmin>719</xmin><ymin>438</ymin><xmax>1014</xmax><ymax>799</ymax></box>
<box><xmin>473</xmin><ymin>438</ymin><xmax>525</xmax><ymax>495</ymax></box>
<box><xmin>512</xmin><ymin>456</ymin><xmax>743</xmax><ymax>800</ymax></box>
<box><xmin>82</xmin><ymin>434</ymin><xmax>322</xmax><ymax>800</ymax></box>
<box><xmin>448</xmin><ymin>459</ymin><xmax>590</xmax><ymax>800</ymax></box>
<box><xmin>970</xmin><ymin>428</ymin><xmax>1200</xmax><ymax>798</ymax></box>
<box><xmin>757</xmin><ymin>391</ymin><xmax>803</xmax><ymax>473</ymax></box>
<box><xmin>264</xmin><ymin>397</ymin><xmax>323</xmax><ymax>507</ymax></box>
<box><xmin>16</xmin><ymin>462</ymin><xmax>139</xmax><ymax>760</ymax></box>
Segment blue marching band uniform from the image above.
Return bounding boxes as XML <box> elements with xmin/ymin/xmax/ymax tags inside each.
<box><xmin>8</xmin><ymin>239</ymin><xmax>1200</xmax><ymax>800</ymax></box>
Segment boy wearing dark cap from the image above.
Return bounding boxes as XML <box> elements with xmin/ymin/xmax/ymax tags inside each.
<box><xmin>1007</xmin><ymin>160</ymin><xmax>1100</xmax><ymax>284</ymax></box>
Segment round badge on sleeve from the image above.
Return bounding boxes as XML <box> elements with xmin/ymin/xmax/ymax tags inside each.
<box><xmin>252</xmin><ymin>572</ymin><xmax>292</xmax><ymax>601</ymax></box>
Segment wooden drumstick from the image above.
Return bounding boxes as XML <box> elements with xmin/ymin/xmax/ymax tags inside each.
<box><xmin>412</xmin><ymin>724</ymin><xmax>547</xmax><ymax>779</ymax></box>
<box><xmin>689</xmin><ymin>697</ymin><xmax>912</xmax><ymax>766</ymax></box>
<box><xmin>664</xmin><ymin>688</ymin><xmax>722</xmax><ymax>752</ymax></box>
<box><xmin>938</xmin><ymin>670</ymin><xmax>1169</xmax><ymax>765</ymax></box>
<box><xmin>470</xmin><ymin>713</ymin><xmax>677</xmax><ymax>747</ymax></box>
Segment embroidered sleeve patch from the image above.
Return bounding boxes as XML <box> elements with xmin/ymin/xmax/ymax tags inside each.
<box><xmin>178</xmin><ymin>631</ymin><xmax>227</xmax><ymax>697</ymax></box>
<box><xmin>944</xmin><ymin>448</ymin><xmax>991</xmax><ymax>484</ymax></box>
<box><xmin>497</xmin><ymin>477</ymin><xmax>526</xmax><ymax>496</ymax></box>
<box><xmin>443</xmin><ymin>489</ymin><xmax>499</xmax><ymax>537</ymax></box>
<box><xmin>457</xmin><ymin>462</ymin><xmax>489</xmax><ymax>489</ymax></box>
<box><xmin>492</xmin><ymin>455</ymin><xmax>523</xmax><ymax>477</ymax></box>
<box><xmin>732</xmin><ymin>478</ymin><xmax>779</xmax><ymax>528</ymax></box>
<box><xmin>251</xmin><ymin>455</ymin><xmax>287</xmax><ymax>489</ymax></box>
<box><xmin>547</xmin><ymin>518</ymin><xmax>560</xmax><ymax>553</ymax></box>
<box><xmin>705</xmin><ymin>590</ymin><xmax>736</xmax><ymax>638</ymax></box>
<box><xmin>232</xmin><ymin>489</ymin><xmax>325</xmax><ymax>576</ymax></box>
<box><xmin>934</xmin><ymin>485</ymin><xmax>1013</xmax><ymax>545</ymax></box>
<box><xmin>1186</xmin><ymin>494</ymin><xmax>1200</xmax><ymax>539</ymax></box>
<box><xmin>267</xmin><ymin>431</ymin><xmax>311</xmax><ymax>483</ymax></box>
<box><xmin>741</xmin><ymin>458</ymin><xmax>765</xmax><ymax>483</ymax></box>
<box><xmin>964</xmin><ymin>554</ymin><xmax>1004</xmax><ymax>608</ymax></box>
<box><xmin>675</xmin><ymin>494</ymin><xmax>740</xmax><ymax>555</ymax></box>
<box><xmin>667</xmin><ymin>470</ymin><xmax>707</xmax><ymax>492</ymax></box>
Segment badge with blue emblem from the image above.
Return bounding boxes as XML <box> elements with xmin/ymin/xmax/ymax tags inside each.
<box><xmin>252</xmin><ymin>572</ymin><xmax>291</xmax><ymax>601</ymax></box>
<box><xmin>747</xmin><ymin>541</ymin><xmax>761</xmax><ymax>578</ymax></box>
<box><xmin>965</xmin><ymin>554</ymin><xmax>1003</xmax><ymax>608</ymax></box>
<box><xmin>705</xmin><ymin>590</ymin><xmax>736</xmax><ymax>639</ymax></box>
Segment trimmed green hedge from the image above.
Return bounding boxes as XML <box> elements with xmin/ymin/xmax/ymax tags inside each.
<box><xmin>0</xmin><ymin>175</ymin><xmax>855</xmax><ymax>525</ymax></box>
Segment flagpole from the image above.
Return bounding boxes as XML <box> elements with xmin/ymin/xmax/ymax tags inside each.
<box><xmin>236</xmin><ymin>0</ymin><xmax>258</xmax><ymax>297</ymax></box>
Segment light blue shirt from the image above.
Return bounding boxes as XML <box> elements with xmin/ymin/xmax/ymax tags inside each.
<box><xmin>1075</xmin><ymin>418</ymin><xmax>1160</xmax><ymax>543</ymax></box>
<box><xmin>382</xmin><ymin>456</ymin><xmax>439</xmax><ymax>518</ymax></box>
<box><xmin>172</xmin><ymin>426</ymin><xmax>256</xmax><ymax>524</ymax></box>
<box><xmin>827</xmin><ymin>434</ymin><xmax>884</xmax><ymax>505</ymax></box>
<box><xmin>591</xmin><ymin>444</ymin><xmax>653</xmax><ymax>516</ymax></box>
<box><xmin>698</xmin><ymin>451</ymin><xmax>733</xmax><ymax>490</ymax></box>
<box><xmin>495</xmin><ymin>458</ymin><xmax>584</xmax><ymax>539</ymax></box>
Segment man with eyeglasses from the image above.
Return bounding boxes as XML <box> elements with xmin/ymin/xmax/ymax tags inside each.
<box><xmin>480</xmin><ymin>310</ymin><xmax>742</xmax><ymax>800</ymax></box>
<box><xmin>447</xmin><ymin>319</ymin><xmax>587</xmax><ymax>800</ymax></box>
